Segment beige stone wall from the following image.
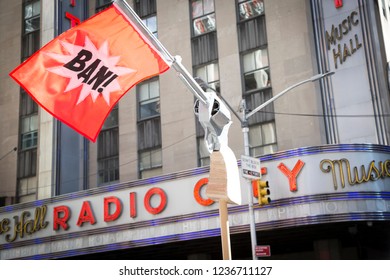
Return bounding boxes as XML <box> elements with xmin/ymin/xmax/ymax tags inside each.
<box><xmin>0</xmin><ymin>0</ymin><xmax>22</xmax><ymax>200</ymax></box>
<box><xmin>265</xmin><ymin>0</ymin><xmax>326</xmax><ymax>150</ymax></box>
<box><xmin>157</xmin><ymin>0</ymin><xmax>198</xmax><ymax>174</ymax></box>
<box><xmin>117</xmin><ymin>1</ymin><xmax>139</xmax><ymax>183</ymax></box>
<box><xmin>215</xmin><ymin>0</ymin><xmax>245</xmax><ymax>158</ymax></box>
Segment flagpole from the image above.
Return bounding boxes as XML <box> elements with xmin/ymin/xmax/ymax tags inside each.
<box><xmin>114</xmin><ymin>0</ymin><xmax>209</xmax><ymax>105</ymax></box>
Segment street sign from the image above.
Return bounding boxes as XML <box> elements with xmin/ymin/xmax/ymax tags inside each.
<box><xmin>241</xmin><ymin>155</ymin><xmax>261</xmax><ymax>179</ymax></box>
<box><xmin>255</xmin><ymin>245</ymin><xmax>271</xmax><ymax>257</ymax></box>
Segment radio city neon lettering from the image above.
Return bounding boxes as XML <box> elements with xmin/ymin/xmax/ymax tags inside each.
<box><xmin>53</xmin><ymin>188</ymin><xmax>167</xmax><ymax>231</ymax></box>
<box><xmin>2</xmin><ymin>154</ymin><xmax>390</xmax><ymax>243</ymax></box>
<box><xmin>277</xmin><ymin>160</ymin><xmax>305</xmax><ymax>192</ymax></box>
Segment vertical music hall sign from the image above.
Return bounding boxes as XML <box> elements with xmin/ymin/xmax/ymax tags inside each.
<box><xmin>58</xmin><ymin>0</ymin><xmax>88</xmax><ymax>31</ymax></box>
<box><xmin>311</xmin><ymin>0</ymin><xmax>390</xmax><ymax>146</ymax></box>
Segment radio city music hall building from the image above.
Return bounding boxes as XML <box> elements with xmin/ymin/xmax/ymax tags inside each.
<box><xmin>1</xmin><ymin>0</ymin><xmax>390</xmax><ymax>260</ymax></box>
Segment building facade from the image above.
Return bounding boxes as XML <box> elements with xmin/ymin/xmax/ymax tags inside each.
<box><xmin>1</xmin><ymin>0</ymin><xmax>390</xmax><ymax>259</ymax></box>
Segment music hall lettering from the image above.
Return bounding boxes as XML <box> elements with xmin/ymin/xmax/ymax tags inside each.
<box><xmin>320</xmin><ymin>158</ymin><xmax>390</xmax><ymax>190</ymax></box>
<box><xmin>325</xmin><ymin>11</ymin><xmax>362</xmax><ymax>69</ymax></box>
<box><xmin>0</xmin><ymin>206</ymin><xmax>48</xmax><ymax>243</ymax></box>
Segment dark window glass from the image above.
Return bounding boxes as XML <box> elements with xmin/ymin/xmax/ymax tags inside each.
<box><xmin>191</xmin><ymin>32</ymin><xmax>218</xmax><ymax>66</ymax></box>
<box><xmin>96</xmin><ymin>0</ymin><xmax>113</xmax><ymax>12</ymax></box>
<box><xmin>97</xmin><ymin>126</ymin><xmax>119</xmax><ymax>185</ymax></box>
<box><xmin>18</xmin><ymin>149</ymin><xmax>37</xmax><ymax>178</ymax></box>
<box><xmin>18</xmin><ymin>0</ymin><xmax>40</xmax><ymax>180</ymax></box>
<box><xmin>237</xmin><ymin>16</ymin><xmax>267</xmax><ymax>52</ymax></box>
<box><xmin>138</xmin><ymin>80</ymin><xmax>160</xmax><ymax>120</ymax></box>
<box><xmin>137</xmin><ymin>118</ymin><xmax>161</xmax><ymax>150</ymax></box>
<box><xmin>237</xmin><ymin>0</ymin><xmax>277</xmax><ymax>155</ymax></box>
<box><xmin>135</xmin><ymin>0</ymin><xmax>156</xmax><ymax>17</ymax></box>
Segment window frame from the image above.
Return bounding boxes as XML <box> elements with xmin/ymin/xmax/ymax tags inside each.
<box><xmin>237</xmin><ymin>0</ymin><xmax>265</xmax><ymax>22</ymax></box>
<box><xmin>137</xmin><ymin>78</ymin><xmax>161</xmax><ymax>121</ymax></box>
<box><xmin>248</xmin><ymin>122</ymin><xmax>277</xmax><ymax>156</ymax></box>
<box><xmin>194</xmin><ymin>61</ymin><xmax>220</xmax><ymax>92</ymax></box>
<box><xmin>241</xmin><ymin>48</ymin><xmax>271</xmax><ymax>94</ymax></box>
<box><xmin>97</xmin><ymin>107</ymin><xmax>119</xmax><ymax>185</ymax></box>
<box><xmin>236</xmin><ymin>0</ymin><xmax>277</xmax><ymax>156</ymax></box>
<box><xmin>95</xmin><ymin>0</ymin><xmax>113</xmax><ymax>12</ymax></box>
<box><xmin>191</xmin><ymin>0</ymin><xmax>216</xmax><ymax>37</ymax></box>
<box><xmin>18</xmin><ymin>1</ymin><xmax>40</xmax><ymax>181</ymax></box>
<box><xmin>22</xmin><ymin>0</ymin><xmax>41</xmax><ymax>61</ymax></box>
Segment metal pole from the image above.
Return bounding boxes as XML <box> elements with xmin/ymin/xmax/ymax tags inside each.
<box><xmin>117</xmin><ymin>0</ymin><xmax>334</xmax><ymax>259</ymax></box>
<box><xmin>242</xmin><ymin>72</ymin><xmax>334</xmax><ymax>260</ymax></box>
<box><xmin>196</xmin><ymin>73</ymin><xmax>334</xmax><ymax>259</ymax></box>
<box><xmin>242</xmin><ymin>116</ymin><xmax>258</xmax><ymax>260</ymax></box>
<box><xmin>246</xmin><ymin>72</ymin><xmax>334</xmax><ymax>119</ymax></box>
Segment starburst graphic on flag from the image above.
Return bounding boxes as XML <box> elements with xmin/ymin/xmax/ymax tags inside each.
<box><xmin>44</xmin><ymin>36</ymin><xmax>136</xmax><ymax>105</ymax></box>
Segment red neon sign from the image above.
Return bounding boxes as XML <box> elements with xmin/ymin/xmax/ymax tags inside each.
<box><xmin>334</xmin><ymin>0</ymin><xmax>343</xmax><ymax>9</ymax></box>
<box><xmin>277</xmin><ymin>160</ymin><xmax>305</xmax><ymax>192</ymax></box>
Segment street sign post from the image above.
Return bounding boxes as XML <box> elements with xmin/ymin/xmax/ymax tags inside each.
<box><xmin>241</xmin><ymin>155</ymin><xmax>261</xmax><ymax>180</ymax></box>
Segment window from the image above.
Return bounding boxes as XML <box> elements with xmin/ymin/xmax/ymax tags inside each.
<box><xmin>97</xmin><ymin>106</ymin><xmax>119</xmax><ymax>185</ymax></box>
<box><xmin>134</xmin><ymin>0</ymin><xmax>157</xmax><ymax>37</ymax></box>
<box><xmin>18</xmin><ymin>1</ymin><xmax>40</xmax><ymax>181</ymax></box>
<box><xmin>249</xmin><ymin>122</ymin><xmax>277</xmax><ymax>156</ymax></box>
<box><xmin>134</xmin><ymin>0</ymin><xmax>162</xmax><ymax>179</ymax></box>
<box><xmin>24</xmin><ymin>1</ymin><xmax>40</xmax><ymax>32</ymax></box>
<box><xmin>18</xmin><ymin>93</ymin><xmax>38</xmax><ymax>179</ymax></box>
<box><xmin>243</xmin><ymin>48</ymin><xmax>270</xmax><ymax>92</ymax></box>
<box><xmin>96</xmin><ymin>0</ymin><xmax>113</xmax><ymax>12</ymax></box>
<box><xmin>137</xmin><ymin>117</ymin><xmax>161</xmax><ymax>149</ymax></box>
<box><xmin>191</xmin><ymin>0</ymin><xmax>219</xmax><ymax>166</ymax></box>
<box><xmin>135</xmin><ymin>0</ymin><xmax>156</xmax><ymax>17</ymax></box>
<box><xmin>20</xmin><ymin>89</ymin><xmax>38</xmax><ymax>115</ymax></box>
<box><xmin>191</xmin><ymin>0</ymin><xmax>216</xmax><ymax>36</ymax></box>
<box><xmin>237</xmin><ymin>0</ymin><xmax>277</xmax><ymax>155</ymax></box>
<box><xmin>191</xmin><ymin>0</ymin><xmax>218</xmax><ymax>66</ymax></box>
<box><xmin>137</xmin><ymin>79</ymin><xmax>162</xmax><ymax>178</ymax></box>
<box><xmin>238</xmin><ymin>0</ymin><xmax>264</xmax><ymax>21</ymax></box>
<box><xmin>244</xmin><ymin>88</ymin><xmax>274</xmax><ymax>125</ymax></box>
<box><xmin>138</xmin><ymin>79</ymin><xmax>160</xmax><ymax>120</ymax></box>
<box><xmin>143</xmin><ymin>15</ymin><xmax>157</xmax><ymax>37</ymax></box>
<box><xmin>21</xmin><ymin>115</ymin><xmax>38</xmax><ymax>150</ymax></box>
<box><xmin>18</xmin><ymin>149</ymin><xmax>37</xmax><ymax>178</ymax></box>
<box><xmin>139</xmin><ymin>148</ymin><xmax>162</xmax><ymax>178</ymax></box>
<box><xmin>237</xmin><ymin>15</ymin><xmax>267</xmax><ymax>52</ymax></box>
<box><xmin>98</xmin><ymin>153</ymin><xmax>119</xmax><ymax>184</ymax></box>
<box><xmin>22</xmin><ymin>0</ymin><xmax>41</xmax><ymax>61</ymax></box>
<box><xmin>194</xmin><ymin>62</ymin><xmax>220</xmax><ymax>92</ymax></box>
<box><xmin>93</xmin><ymin>0</ymin><xmax>120</xmax><ymax>186</ymax></box>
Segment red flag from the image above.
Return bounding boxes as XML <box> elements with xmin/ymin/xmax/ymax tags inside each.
<box><xmin>10</xmin><ymin>4</ymin><xmax>170</xmax><ymax>142</ymax></box>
